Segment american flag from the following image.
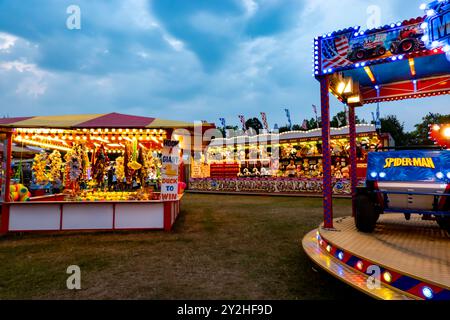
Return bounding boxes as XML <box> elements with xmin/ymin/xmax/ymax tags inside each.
<box><xmin>260</xmin><ymin>112</ymin><xmax>269</xmax><ymax>130</ymax></box>
<box><xmin>322</xmin><ymin>35</ymin><xmax>352</xmax><ymax>70</ymax></box>
<box><xmin>238</xmin><ymin>115</ymin><xmax>246</xmax><ymax>130</ymax></box>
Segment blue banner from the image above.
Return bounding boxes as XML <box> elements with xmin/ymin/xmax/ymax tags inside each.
<box><xmin>366</xmin><ymin>150</ymin><xmax>450</xmax><ymax>182</ymax></box>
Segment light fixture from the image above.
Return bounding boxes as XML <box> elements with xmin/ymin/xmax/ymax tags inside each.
<box><xmin>356</xmin><ymin>261</ymin><xmax>364</xmax><ymax>271</ymax></box>
<box><xmin>364</xmin><ymin>66</ymin><xmax>376</xmax><ymax>83</ymax></box>
<box><xmin>409</xmin><ymin>58</ymin><xmax>416</xmax><ymax>77</ymax></box>
<box><xmin>383</xmin><ymin>271</ymin><xmax>392</xmax><ymax>283</ymax></box>
<box><xmin>443</xmin><ymin>127</ymin><xmax>450</xmax><ymax>138</ymax></box>
<box><xmin>422</xmin><ymin>286</ymin><xmax>434</xmax><ymax>299</ymax></box>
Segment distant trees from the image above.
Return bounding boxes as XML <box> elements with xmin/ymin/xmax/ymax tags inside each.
<box><xmin>217</xmin><ymin>112</ymin><xmax>450</xmax><ymax>146</ymax></box>
<box><xmin>245</xmin><ymin>118</ymin><xmax>264</xmax><ymax>134</ymax></box>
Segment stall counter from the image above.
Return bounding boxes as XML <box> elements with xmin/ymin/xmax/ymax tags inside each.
<box><xmin>1</xmin><ymin>196</ymin><xmax>182</xmax><ymax>233</ymax></box>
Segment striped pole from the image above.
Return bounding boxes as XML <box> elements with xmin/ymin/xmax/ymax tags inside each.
<box><xmin>348</xmin><ymin>105</ymin><xmax>358</xmax><ymax>217</ymax></box>
<box><xmin>320</xmin><ymin>75</ymin><xmax>333</xmax><ymax>229</ymax></box>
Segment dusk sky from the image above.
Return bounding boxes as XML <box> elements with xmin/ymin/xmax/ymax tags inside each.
<box><xmin>0</xmin><ymin>0</ymin><xmax>449</xmax><ymax>131</ymax></box>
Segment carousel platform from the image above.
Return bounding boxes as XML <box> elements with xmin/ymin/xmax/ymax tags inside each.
<box><xmin>302</xmin><ymin>214</ymin><xmax>450</xmax><ymax>300</ymax></box>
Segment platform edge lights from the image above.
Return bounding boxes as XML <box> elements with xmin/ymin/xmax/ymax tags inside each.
<box><xmin>313</xmin><ymin>0</ymin><xmax>450</xmax><ymax>79</ymax></box>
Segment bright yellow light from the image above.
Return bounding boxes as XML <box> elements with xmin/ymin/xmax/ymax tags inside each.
<box><xmin>364</xmin><ymin>66</ymin><xmax>376</xmax><ymax>83</ymax></box>
<box><xmin>337</xmin><ymin>82</ymin><xmax>346</xmax><ymax>94</ymax></box>
<box><xmin>383</xmin><ymin>271</ymin><xmax>392</xmax><ymax>283</ymax></box>
<box><xmin>443</xmin><ymin>127</ymin><xmax>450</xmax><ymax>138</ymax></box>
<box><xmin>433</xmin><ymin>124</ymin><xmax>440</xmax><ymax>131</ymax></box>
<box><xmin>347</xmin><ymin>95</ymin><xmax>361</xmax><ymax>104</ymax></box>
<box><xmin>409</xmin><ymin>58</ymin><xmax>416</xmax><ymax>77</ymax></box>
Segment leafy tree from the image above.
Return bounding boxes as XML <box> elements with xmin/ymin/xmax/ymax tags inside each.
<box><xmin>379</xmin><ymin>115</ymin><xmax>407</xmax><ymax>146</ymax></box>
<box><xmin>278</xmin><ymin>125</ymin><xmax>291</xmax><ymax>133</ymax></box>
<box><xmin>330</xmin><ymin>111</ymin><xmax>363</xmax><ymax>127</ymax></box>
<box><xmin>218</xmin><ymin>125</ymin><xmax>239</xmax><ymax>138</ymax></box>
<box><xmin>245</xmin><ymin>117</ymin><xmax>264</xmax><ymax>134</ymax></box>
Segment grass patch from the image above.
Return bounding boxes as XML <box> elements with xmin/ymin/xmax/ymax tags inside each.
<box><xmin>0</xmin><ymin>194</ymin><xmax>367</xmax><ymax>300</ymax></box>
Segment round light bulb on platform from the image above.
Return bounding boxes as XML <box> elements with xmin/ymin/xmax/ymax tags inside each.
<box><xmin>422</xmin><ymin>286</ymin><xmax>433</xmax><ymax>299</ymax></box>
<box><xmin>383</xmin><ymin>271</ymin><xmax>392</xmax><ymax>283</ymax></box>
<box><xmin>356</xmin><ymin>261</ymin><xmax>364</xmax><ymax>270</ymax></box>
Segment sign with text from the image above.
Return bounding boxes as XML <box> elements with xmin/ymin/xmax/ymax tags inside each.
<box><xmin>161</xmin><ymin>140</ymin><xmax>180</xmax><ymax>200</ymax></box>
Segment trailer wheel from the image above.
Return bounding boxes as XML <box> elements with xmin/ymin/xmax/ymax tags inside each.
<box><xmin>355</xmin><ymin>194</ymin><xmax>378</xmax><ymax>233</ymax></box>
<box><xmin>436</xmin><ymin>216</ymin><xmax>450</xmax><ymax>234</ymax></box>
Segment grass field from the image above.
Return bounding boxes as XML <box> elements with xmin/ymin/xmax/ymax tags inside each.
<box><xmin>0</xmin><ymin>194</ymin><xmax>367</xmax><ymax>300</ymax></box>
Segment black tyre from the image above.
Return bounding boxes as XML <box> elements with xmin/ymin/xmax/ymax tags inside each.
<box><xmin>376</xmin><ymin>46</ymin><xmax>386</xmax><ymax>56</ymax></box>
<box><xmin>355</xmin><ymin>50</ymin><xmax>365</xmax><ymax>60</ymax></box>
<box><xmin>355</xmin><ymin>194</ymin><xmax>378</xmax><ymax>233</ymax></box>
<box><xmin>400</xmin><ymin>39</ymin><xmax>414</xmax><ymax>53</ymax></box>
<box><xmin>436</xmin><ymin>216</ymin><xmax>450</xmax><ymax>233</ymax></box>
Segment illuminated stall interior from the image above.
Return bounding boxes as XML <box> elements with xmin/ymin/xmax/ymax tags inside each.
<box><xmin>0</xmin><ymin>113</ymin><xmax>202</xmax><ymax>202</ymax></box>
<box><xmin>193</xmin><ymin>125</ymin><xmax>392</xmax><ymax>180</ymax></box>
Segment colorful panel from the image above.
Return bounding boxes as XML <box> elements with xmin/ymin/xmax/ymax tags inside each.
<box><xmin>317</xmin><ymin>18</ymin><xmax>425</xmax><ymax>75</ymax></box>
<box><xmin>366</xmin><ymin>150</ymin><xmax>450</xmax><ymax>182</ymax></box>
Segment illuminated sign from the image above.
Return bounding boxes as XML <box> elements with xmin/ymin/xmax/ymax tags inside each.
<box><xmin>422</xmin><ymin>0</ymin><xmax>450</xmax><ymax>59</ymax></box>
<box><xmin>383</xmin><ymin>157</ymin><xmax>435</xmax><ymax>169</ymax></box>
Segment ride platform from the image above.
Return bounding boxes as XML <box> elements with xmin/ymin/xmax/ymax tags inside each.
<box><xmin>302</xmin><ymin>214</ymin><xmax>450</xmax><ymax>300</ymax></box>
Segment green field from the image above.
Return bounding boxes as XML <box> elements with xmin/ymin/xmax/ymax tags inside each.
<box><xmin>0</xmin><ymin>194</ymin><xmax>366</xmax><ymax>300</ymax></box>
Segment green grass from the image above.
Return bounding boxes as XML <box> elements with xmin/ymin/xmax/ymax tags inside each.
<box><xmin>0</xmin><ymin>194</ymin><xmax>367</xmax><ymax>300</ymax></box>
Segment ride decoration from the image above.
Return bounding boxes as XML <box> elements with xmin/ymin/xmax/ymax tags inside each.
<box><xmin>429</xmin><ymin>124</ymin><xmax>450</xmax><ymax>149</ymax></box>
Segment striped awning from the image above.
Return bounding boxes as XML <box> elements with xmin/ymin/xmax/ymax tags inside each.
<box><xmin>0</xmin><ymin>112</ymin><xmax>202</xmax><ymax>129</ymax></box>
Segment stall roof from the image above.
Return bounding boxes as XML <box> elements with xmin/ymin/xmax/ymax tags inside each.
<box><xmin>0</xmin><ymin>112</ymin><xmax>208</xmax><ymax>129</ymax></box>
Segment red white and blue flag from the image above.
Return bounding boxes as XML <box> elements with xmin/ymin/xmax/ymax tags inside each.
<box><xmin>238</xmin><ymin>115</ymin><xmax>246</xmax><ymax>130</ymax></box>
<box><xmin>260</xmin><ymin>112</ymin><xmax>269</xmax><ymax>130</ymax></box>
<box><xmin>322</xmin><ymin>35</ymin><xmax>352</xmax><ymax>70</ymax></box>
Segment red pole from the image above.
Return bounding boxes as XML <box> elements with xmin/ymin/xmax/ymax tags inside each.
<box><xmin>320</xmin><ymin>75</ymin><xmax>333</xmax><ymax>229</ymax></box>
<box><xmin>1</xmin><ymin>131</ymin><xmax>12</xmax><ymax>233</ymax></box>
<box><xmin>348</xmin><ymin>106</ymin><xmax>358</xmax><ymax>217</ymax></box>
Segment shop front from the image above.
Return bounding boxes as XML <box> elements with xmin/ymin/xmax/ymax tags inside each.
<box><xmin>0</xmin><ymin>113</ymin><xmax>205</xmax><ymax>233</ymax></box>
<box><xmin>189</xmin><ymin>124</ymin><xmax>393</xmax><ymax>196</ymax></box>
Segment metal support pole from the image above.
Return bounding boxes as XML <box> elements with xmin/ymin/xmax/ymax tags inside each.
<box><xmin>1</xmin><ymin>132</ymin><xmax>12</xmax><ymax>233</ymax></box>
<box><xmin>348</xmin><ymin>105</ymin><xmax>358</xmax><ymax>217</ymax></box>
<box><xmin>320</xmin><ymin>76</ymin><xmax>333</xmax><ymax>229</ymax></box>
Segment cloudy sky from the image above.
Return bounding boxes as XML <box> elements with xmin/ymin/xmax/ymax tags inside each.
<box><xmin>0</xmin><ymin>0</ymin><xmax>448</xmax><ymax>131</ymax></box>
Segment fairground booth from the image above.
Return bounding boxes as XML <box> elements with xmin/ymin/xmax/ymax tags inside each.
<box><xmin>303</xmin><ymin>1</ymin><xmax>450</xmax><ymax>300</ymax></box>
<box><xmin>189</xmin><ymin>124</ymin><xmax>393</xmax><ymax>196</ymax></box>
<box><xmin>0</xmin><ymin>113</ymin><xmax>211</xmax><ymax>233</ymax></box>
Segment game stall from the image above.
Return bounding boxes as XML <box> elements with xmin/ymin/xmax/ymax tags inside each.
<box><xmin>303</xmin><ymin>0</ymin><xmax>450</xmax><ymax>300</ymax></box>
<box><xmin>189</xmin><ymin>124</ymin><xmax>393</xmax><ymax>196</ymax></box>
<box><xmin>0</xmin><ymin>113</ymin><xmax>207</xmax><ymax>233</ymax></box>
